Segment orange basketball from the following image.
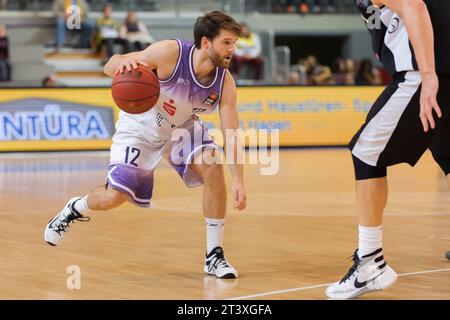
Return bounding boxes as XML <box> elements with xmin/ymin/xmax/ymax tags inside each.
<box><xmin>111</xmin><ymin>66</ymin><xmax>160</xmax><ymax>114</ymax></box>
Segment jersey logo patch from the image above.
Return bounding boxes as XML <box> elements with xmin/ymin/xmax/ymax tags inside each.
<box><xmin>163</xmin><ymin>99</ymin><xmax>176</xmax><ymax>116</ymax></box>
<box><xmin>203</xmin><ymin>92</ymin><xmax>219</xmax><ymax>106</ymax></box>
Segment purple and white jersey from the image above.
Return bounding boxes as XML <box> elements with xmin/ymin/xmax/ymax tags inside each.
<box><xmin>118</xmin><ymin>39</ymin><xmax>227</xmax><ymax>140</ymax></box>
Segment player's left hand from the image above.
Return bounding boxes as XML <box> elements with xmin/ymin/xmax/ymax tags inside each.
<box><xmin>232</xmin><ymin>178</ymin><xmax>247</xmax><ymax>211</ymax></box>
<box><xmin>420</xmin><ymin>71</ymin><xmax>442</xmax><ymax>132</ymax></box>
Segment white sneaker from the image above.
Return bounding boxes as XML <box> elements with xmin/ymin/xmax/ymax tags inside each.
<box><xmin>204</xmin><ymin>246</ymin><xmax>239</xmax><ymax>279</ymax></box>
<box><xmin>326</xmin><ymin>248</ymin><xmax>398</xmax><ymax>299</ymax></box>
<box><xmin>44</xmin><ymin>197</ymin><xmax>90</xmax><ymax>246</ymax></box>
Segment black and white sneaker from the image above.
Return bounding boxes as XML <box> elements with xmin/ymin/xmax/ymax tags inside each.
<box><xmin>326</xmin><ymin>248</ymin><xmax>397</xmax><ymax>299</ymax></box>
<box><xmin>44</xmin><ymin>197</ymin><xmax>90</xmax><ymax>246</ymax></box>
<box><xmin>204</xmin><ymin>246</ymin><xmax>238</xmax><ymax>279</ymax></box>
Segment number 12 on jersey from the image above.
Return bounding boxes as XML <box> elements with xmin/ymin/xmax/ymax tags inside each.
<box><xmin>125</xmin><ymin>146</ymin><xmax>140</xmax><ymax>166</ymax></box>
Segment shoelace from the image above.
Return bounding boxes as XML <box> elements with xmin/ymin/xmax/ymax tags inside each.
<box><xmin>339</xmin><ymin>250</ymin><xmax>360</xmax><ymax>284</ymax></box>
<box><xmin>54</xmin><ymin>211</ymin><xmax>90</xmax><ymax>235</ymax></box>
<box><xmin>208</xmin><ymin>251</ymin><xmax>230</xmax><ymax>272</ymax></box>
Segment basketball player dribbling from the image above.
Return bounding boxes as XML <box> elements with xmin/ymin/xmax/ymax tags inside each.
<box><xmin>44</xmin><ymin>11</ymin><xmax>246</xmax><ymax>279</ymax></box>
<box><xmin>326</xmin><ymin>0</ymin><xmax>450</xmax><ymax>298</ymax></box>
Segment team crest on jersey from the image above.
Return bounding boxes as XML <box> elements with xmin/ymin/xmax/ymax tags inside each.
<box><xmin>203</xmin><ymin>92</ymin><xmax>219</xmax><ymax>106</ymax></box>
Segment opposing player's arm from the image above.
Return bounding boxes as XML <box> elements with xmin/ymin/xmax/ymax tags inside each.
<box><xmin>103</xmin><ymin>40</ymin><xmax>179</xmax><ymax>79</ymax></box>
<box><xmin>374</xmin><ymin>0</ymin><xmax>441</xmax><ymax>131</ymax></box>
<box><xmin>219</xmin><ymin>70</ymin><xmax>246</xmax><ymax>211</ymax></box>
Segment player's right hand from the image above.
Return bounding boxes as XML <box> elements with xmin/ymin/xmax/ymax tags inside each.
<box><xmin>232</xmin><ymin>178</ymin><xmax>247</xmax><ymax>211</ymax></box>
<box><xmin>419</xmin><ymin>71</ymin><xmax>442</xmax><ymax>132</ymax></box>
<box><xmin>115</xmin><ymin>59</ymin><xmax>149</xmax><ymax>76</ymax></box>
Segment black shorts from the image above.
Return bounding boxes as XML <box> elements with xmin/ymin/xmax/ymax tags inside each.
<box><xmin>350</xmin><ymin>71</ymin><xmax>450</xmax><ymax>167</ymax></box>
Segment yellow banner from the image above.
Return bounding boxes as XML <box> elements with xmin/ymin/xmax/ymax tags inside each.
<box><xmin>207</xmin><ymin>86</ymin><xmax>382</xmax><ymax>146</ymax></box>
<box><xmin>0</xmin><ymin>87</ymin><xmax>383</xmax><ymax>151</ymax></box>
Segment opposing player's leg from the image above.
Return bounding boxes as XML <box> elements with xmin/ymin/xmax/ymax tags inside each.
<box><xmin>166</xmin><ymin>121</ymin><xmax>238</xmax><ymax>278</ymax></box>
<box><xmin>429</xmin><ymin>92</ymin><xmax>450</xmax><ymax>260</ymax></box>
<box><xmin>443</xmin><ymin>167</ymin><xmax>450</xmax><ymax>261</ymax></box>
<box><xmin>326</xmin><ymin>71</ymin><xmax>433</xmax><ymax>298</ymax></box>
<box><xmin>326</xmin><ymin>159</ymin><xmax>397</xmax><ymax>299</ymax></box>
<box><xmin>328</xmin><ymin>72</ymin><xmax>450</xmax><ymax>298</ymax></box>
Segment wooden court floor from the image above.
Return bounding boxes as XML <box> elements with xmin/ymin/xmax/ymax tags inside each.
<box><xmin>0</xmin><ymin>149</ymin><xmax>448</xmax><ymax>299</ymax></box>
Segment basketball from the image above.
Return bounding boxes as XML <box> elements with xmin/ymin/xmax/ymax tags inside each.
<box><xmin>111</xmin><ymin>66</ymin><xmax>160</xmax><ymax>114</ymax></box>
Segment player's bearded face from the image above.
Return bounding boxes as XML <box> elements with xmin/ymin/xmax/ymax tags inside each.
<box><xmin>208</xmin><ymin>31</ymin><xmax>237</xmax><ymax>69</ymax></box>
<box><xmin>208</xmin><ymin>46</ymin><xmax>230</xmax><ymax>69</ymax></box>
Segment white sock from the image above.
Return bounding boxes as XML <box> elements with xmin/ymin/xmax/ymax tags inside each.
<box><xmin>358</xmin><ymin>225</ymin><xmax>382</xmax><ymax>258</ymax></box>
<box><xmin>205</xmin><ymin>218</ymin><xmax>225</xmax><ymax>255</ymax></box>
<box><xmin>73</xmin><ymin>195</ymin><xmax>90</xmax><ymax>214</ymax></box>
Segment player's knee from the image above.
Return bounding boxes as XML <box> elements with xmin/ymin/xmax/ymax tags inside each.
<box><xmin>99</xmin><ymin>188</ymin><xmax>128</xmax><ymax>210</ymax></box>
<box><xmin>201</xmin><ymin>163</ymin><xmax>225</xmax><ymax>186</ymax></box>
<box><xmin>432</xmin><ymin>153</ymin><xmax>450</xmax><ymax>176</ymax></box>
<box><xmin>352</xmin><ymin>154</ymin><xmax>387</xmax><ymax>180</ymax></box>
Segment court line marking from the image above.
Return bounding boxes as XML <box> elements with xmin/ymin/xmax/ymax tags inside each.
<box><xmin>227</xmin><ymin>283</ymin><xmax>332</xmax><ymax>300</ymax></box>
<box><xmin>227</xmin><ymin>267</ymin><xmax>450</xmax><ymax>300</ymax></box>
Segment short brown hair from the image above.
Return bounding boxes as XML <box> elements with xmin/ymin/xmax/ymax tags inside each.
<box><xmin>193</xmin><ymin>11</ymin><xmax>240</xmax><ymax>49</ymax></box>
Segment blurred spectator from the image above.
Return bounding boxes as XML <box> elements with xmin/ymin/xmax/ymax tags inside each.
<box><xmin>331</xmin><ymin>58</ymin><xmax>354</xmax><ymax>85</ymax></box>
<box><xmin>344</xmin><ymin>58</ymin><xmax>356</xmax><ymax>78</ymax></box>
<box><xmin>298</xmin><ymin>1</ymin><xmax>310</xmax><ymax>14</ymax></box>
<box><xmin>377</xmin><ymin>67</ymin><xmax>392</xmax><ymax>85</ymax></box>
<box><xmin>120</xmin><ymin>11</ymin><xmax>154</xmax><ymax>52</ymax></box>
<box><xmin>311</xmin><ymin>0</ymin><xmax>336</xmax><ymax>13</ymax></box>
<box><xmin>231</xmin><ymin>22</ymin><xmax>264</xmax><ymax>80</ymax></box>
<box><xmin>288</xmin><ymin>58</ymin><xmax>307</xmax><ymax>85</ymax></box>
<box><xmin>341</xmin><ymin>58</ymin><xmax>356</xmax><ymax>85</ymax></box>
<box><xmin>355</xmin><ymin>59</ymin><xmax>381</xmax><ymax>85</ymax></box>
<box><xmin>94</xmin><ymin>4</ymin><xmax>130</xmax><ymax>63</ymax></box>
<box><xmin>273</xmin><ymin>1</ymin><xmax>305</xmax><ymax>13</ymax></box>
<box><xmin>53</xmin><ymin>0</ymin><xmax>94</xmax><ymax>51</ymax></box>
<box><xmin>286</xmin><ymin>0</ymin><xmax>299</xmax><ymax>13</ymax></box>
<box><xmin>1</xmin><ymin>0</ymin><xmax>26</xmax><ymax>10</ymax></box>
<box><xmin>289</xmin><ymin>56</ymin><xmax>389</xmax><ymax>86</ymax></box>
<box><xmin>0</xmin><ymin>24</ymin><xmax>11</xmax><ymax>82</ymax></box>
<box><xmin>304</xmin><ymin>55</ymin><xmax>332</xmax><ymax>85</ymax></box>
<box><xmin>288</xmin><ymin>70</ymin><xmax>302</xmax><ymax>85</ymax></box>
<box><xmin>273</xmin><ymin>0</ymin><xmax>336</xmax><ymax>14</ymax></box>
<box><xmin>42</xmin><ymin>74</ymin><xmax>59</xmax><ymax>87</ymax></box>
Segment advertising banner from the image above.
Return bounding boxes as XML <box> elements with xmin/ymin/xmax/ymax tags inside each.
<box><xmin>0</xmin><ymin>87</ymin><xmax>382</xmax><ymax>151</ymax></box>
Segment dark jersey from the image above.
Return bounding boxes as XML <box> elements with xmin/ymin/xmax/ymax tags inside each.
<box><xmin>355</xmin><ymin>0</ymin><xmax>450</xmax><ymax>75</ymax></box>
